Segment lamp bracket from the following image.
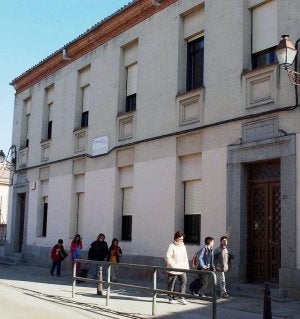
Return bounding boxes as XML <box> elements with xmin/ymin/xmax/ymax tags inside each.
<box><xmin>287</xmin><ymin>69</ymin><xmax>300</xmax><ymax>87</ymax></box>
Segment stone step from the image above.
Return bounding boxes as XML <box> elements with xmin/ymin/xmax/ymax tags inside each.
<box><xmin>0</xmin><ymin>253</ymin><xmax>25</xmax><ymax>266</ymax></box>
<box><xmin>229</xmin><ymin>283</ymin><xmax>286</xmax><ymax>299</ymax></box>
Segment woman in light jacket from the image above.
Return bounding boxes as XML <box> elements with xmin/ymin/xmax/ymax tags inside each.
<box><xmin>165</xmin><ymin>230</ymin><xmax>190</xmax><ymax>305</ymax></box>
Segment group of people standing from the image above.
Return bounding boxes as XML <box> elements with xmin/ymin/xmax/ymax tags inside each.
<box><xmin>50</xmin><ymin>233</ymin><xmax>122</xmax><ymax>282</ymax></box>
<box><xmin>166</xmin><ymin>231</ymin><xmax>233</xmax><ymax>305</ymax></box>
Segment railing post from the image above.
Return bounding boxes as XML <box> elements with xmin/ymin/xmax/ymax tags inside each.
<box><xmin>152</xmin><ymin>268</ymin><xmax>157</xmax><ymax>316</ymax></box>
<box><xmin>97</xmin><ymin>265</ymin><xmax>103</xmax><ymax>295</ymax></box>
<box><xmin>106</xmin><ymin>264</ymin><xmax>111</xmax><ymax>307</ymax></box>
<box><xmin>263</xmin><ymin>282</ymin><xmax>272</xmax><ymax>319</ymax></box>
<box><xmin>211</xmin><ymin>271</ymin><xmax>217</xmax><ymax>319</ymax></box>
<box><xmin>72</xmin><ymin>261</ymin><xmax>77</xmax><ymax>298</ymax></box>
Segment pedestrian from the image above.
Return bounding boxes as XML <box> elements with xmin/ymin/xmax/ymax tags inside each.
<box><xmin>107</xmin><ymin>238</ymin><xmax>122</xmax><ymax>282</ymax></box>
<box><xmin>214</xmin><ymin>236</ymin><xmax>233</xmax><ymax>298</ymax></box>
<box><xmin>50</xmin><ymin>239</ymin><xmax>67</xmax><ymax>277</ymax></box>
<box><xmin>70</xmin><ymin>234</ymin><xmax>83</xmax><ymax>277</ymax></box>
<box><xmin>197</xmin><ymin>236</ymin><xmax>215</xmax><ymax>297</ymax></box>
<box><xmin>88</xmin><ymin>233</ymin><xmax>109</xmax><ymax>279</ymax></box>
<box><xmin>165</xmin><ymin>230</ymin><xmax>190</xmax><ymax>305</ymax></box>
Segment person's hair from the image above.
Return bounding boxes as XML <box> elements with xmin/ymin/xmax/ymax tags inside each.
<box><xmin>58</xmin><ymin>239</ymin><xmax>63</xmax><ymax>244</ymax></box>
<box><xmin>174</xmin><ymin>230</ymin><xmax>184</xmax><ymax>240</ymax></box>
<box><xmin>204</xmin><ymin>236</ymin><xmax>214</xmax><ymax>245</ymax></box>
<box><xmin>97</xmin><ymin>233</ymin><xmax>105</xmax><ymax>240</ymax></box>
<box><xmin>112</xmin><ymin>238</ymin><xmax>118</xmax><ymax>245</ymax></box>
<box><xmin>72</xmin><ymin>234</ymin><xmax>82</xmax><ymax>243</ymax></box>
<box><xmin>220</xmin><ymin>236</ymin><xmax>227</xmax><ymax>242</ymax></box>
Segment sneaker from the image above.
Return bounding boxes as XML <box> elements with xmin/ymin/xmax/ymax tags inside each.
<box><xmin>221</xmin><ymin>292</ymin><xmax>230</xmax><ymax>299</ymax></box>
<box><xmin>169</xmin><ymin>299</ymin><xmax>178</xmax><ymax>304</ymax></box>
<box><xmin>179</xmin><ymin>298</ymin><xmax>189</xmax><ymax>305</ymax></box>
<box><xmin>190</xmin><ymin>290</ymin><xmax>199</xmax><ymax>296</ymax></box>
<box><xmin>199</xmin><ymin>294</ymin><xmax>206</xmax><ymax>298</ymax></box>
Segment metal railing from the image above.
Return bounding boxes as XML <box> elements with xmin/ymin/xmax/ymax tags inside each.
<box><xmin>72</xmin><ymin>259</ymin><xmax>217</xmax><ymax>318</ymax></box>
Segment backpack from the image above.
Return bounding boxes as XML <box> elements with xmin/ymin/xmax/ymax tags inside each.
<box><xmin>192</xmin><ymin>251</ymin><xmax>199</xmax><ymax>268</ymax></box>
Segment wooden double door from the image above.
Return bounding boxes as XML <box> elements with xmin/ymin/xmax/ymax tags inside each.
<box><xmin>247</xmin><ymin>161</ymin><xmax>281</xmax><ymax>283</ymax></box>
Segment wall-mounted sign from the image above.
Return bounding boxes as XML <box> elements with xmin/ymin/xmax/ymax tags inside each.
<box><xmin>92</xmin><ymin>136</ymin><xmax>109</xmax><ymax>156</ymax></box>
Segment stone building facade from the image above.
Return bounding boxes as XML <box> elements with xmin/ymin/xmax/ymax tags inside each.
<box><xmin>8</xmin><ymin>0</ymin><xmax>300</xmax><ymax>292</ymax></box>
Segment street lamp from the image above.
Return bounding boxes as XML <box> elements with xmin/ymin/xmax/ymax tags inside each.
<box><xmin>275</xmin><ymin>35</ymin><xmax>300</xmax><ymax>86</ymax></box>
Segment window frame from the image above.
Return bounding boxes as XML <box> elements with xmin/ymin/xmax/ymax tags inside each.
<box><xmin>186</xmin><ymin>35</ymin><xmax>204</xmax><ymax>91</ymax></box>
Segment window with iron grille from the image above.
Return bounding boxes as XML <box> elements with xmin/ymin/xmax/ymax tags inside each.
<box><xmin>186</xmin><ymin>36</ymin><xmax>204</xmax><ymax>91</ymax></box>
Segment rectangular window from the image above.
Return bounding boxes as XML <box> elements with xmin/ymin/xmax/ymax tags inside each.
<box><xmin>121</xmin><ymin>187</ymin><xmax>133</xmax><ymax>241</ymax></box>
<box><xmin>125</xmin><ymin>63</ymin><xmax>137</xmax><ymax>112</ymax></box>
<box><xmin>81</xmin><ymin>111</ymin><xmax>89</xmax><ymax>128</ymax></box>
<box><xmin>183</xmin><ymin>180</ymin><xmax>201</xmax><ymax>244</ymax></box>
<box><xmin>81</xmin><ymin>84</ymin><xmax>90</xmax><ymax>127</ymax></box>
<box><xmin>252</xmin><ymin>0</ymin><xmax>278</xmax><ymax>68</ymax></box>
<box><xmin>186</xmin><ymin>36</ymin><xmax>204</xmax><ymax>91</ymax></box>
<box><xmin>47</xmin><ymin>120</ymin><xmax>52</xmax><ymax>140</ymax></box>
<box><xmin>122</xmin><ymin>215</ymin><xmax>132</xmax><ymax>241</ymax></box>
<box><xmin>42</xmin><ymin>200</ymin><xmax>48</xmax><ymax>237</ymax></box>
<box><xmin>25</xmin><ymin>114</ymin><xmax>30</xmax><ymax>148</ymax></box>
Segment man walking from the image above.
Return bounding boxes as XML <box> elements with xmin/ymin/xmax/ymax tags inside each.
<box><xmin>198</xmin><ymin>236</ymin><xmax>215</xmax><ymax>297</ymax></box>
<box><xmin>214</xmin><ymin>236</ymin><xmax>233</xmax><ymax>298</ymax></box>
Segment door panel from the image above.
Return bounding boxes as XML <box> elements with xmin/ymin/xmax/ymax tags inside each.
<box><xmin>247</xmin><ymin>181</ymin><xmax>281</xmax><ymax>283</ymax></box>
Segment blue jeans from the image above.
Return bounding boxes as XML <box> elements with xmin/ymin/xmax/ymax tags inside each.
<box><xmin>51</xmin><ymin>260</ymin><xmax>61</xmax><ymax>275</ymax></box>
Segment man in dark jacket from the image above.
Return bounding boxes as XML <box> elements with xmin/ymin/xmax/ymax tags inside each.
<box><xmin>88</xmin><ymin>233</ymin><xmax>108</xmax><ymax>279</ymax></box>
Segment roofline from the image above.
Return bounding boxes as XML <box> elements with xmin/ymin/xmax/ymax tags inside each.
<box><xmin>10</xmin><ymin>0</ymin><xmax>177</xmax><ymax>94</ymax></box>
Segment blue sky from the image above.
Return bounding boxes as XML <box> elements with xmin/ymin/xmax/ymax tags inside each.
<box><xmin>0</xmin><ymin>0</ymin><xmax>131</xmax><ymax>158</ymax></box>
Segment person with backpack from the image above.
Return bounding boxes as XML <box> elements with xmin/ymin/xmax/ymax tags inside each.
<box><xmin>214</xmin><ymin>236</ymin><xmax>233</xmax><ymax>298</ymax></box>
<box><xmin>189</xmin><ymin>236</ymin><xmax>215</xmax><ymax>297</ymax></box>
<box><xmin>50</xmin><ymin>239</ymin><xmax>67</xmax><ymax>277</ymax></box>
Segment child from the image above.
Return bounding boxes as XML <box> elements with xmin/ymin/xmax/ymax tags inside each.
<box><xmin>50</xmin><ymin>239</ymin><xmax>67</xmax><ymax>277</ymax></box>
<box><xmin>107</xmin><ymin>238</ymin><xmax>122</xmax><ymax>282</ymax></box>
<box><xmin>70</xmin><ymin>234</ymin><xmax>83</xmax><ymax>276</ymax></box>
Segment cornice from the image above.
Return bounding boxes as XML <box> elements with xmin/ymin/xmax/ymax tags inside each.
<box><xmin>11</xmin><ymin>0</ymin><xmax>177</xmax><ymax>94</ymax></box>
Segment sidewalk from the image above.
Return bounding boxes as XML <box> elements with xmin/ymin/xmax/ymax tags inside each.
<box><xmin>0</xmin><ymin>263</ymin><xmax>299</xmax><ymax>318</ymax></box>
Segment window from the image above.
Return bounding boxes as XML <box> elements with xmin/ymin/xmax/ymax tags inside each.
<box><xmin>81</xmin><ymin>111</ymin><xmax>89</xmax><ymax>128</ymax></box>
<box><xmin>251</xmin><ymin>0</ymin><xmax>278</xmax><ymax>69</ymax></box>
<box><xmin>42</xmin><ymin>86</ymin><xmax>54</xmax><ymax>141</ymax></box>
<box><xmin>21</xmin><ymin>99</ymin><xmax>31</xmax><ymax>148</ymax></box>
<box><xmin>42</xmin><ymin>198</ymin><xmax>48</xmax><ymax>237</ymax></box>
<box><xmin>122</xmin><ymin>215</ymin><xmax>132</xmax><ymax>241</ymax></box>
<box><xmin>183</xmin><ymin>180</ymin><xmax>201</xmax><ymax>244</ymax></box>
<box><xmin>47</xmin><ymin>121</ymin><xmax>52</xmax><ymax>140</ymax></box>
<box><xmin>81</xmin><ymin>85</ymin><xmax>90</xmax><ymax>127</ymax></box>
<box><xmin>186</xmin><ymin>36</ymin><xmax>204</xmax><ymax>91</ymax></box>
<box><xmin>126</xmin><ymin>63</ymin><xmax>137</xmax><ymax>112</ymax></box>
<box><xmin>252</xmin><ymin>47</ymin><xmax>277</xmax><ymax>69</ymax></box>
<box><xmin>121</xmin><ymin>187</ymin><xmax>133</xmax><ymax>241</ymax></box>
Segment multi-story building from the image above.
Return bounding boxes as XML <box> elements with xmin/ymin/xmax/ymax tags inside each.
<box><xmin>7</xmin><ymin>0</ymin><xmax>300</xmax><ymax>292</ymax></box>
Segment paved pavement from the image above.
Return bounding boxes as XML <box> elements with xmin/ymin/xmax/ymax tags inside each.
<box><xmin>0</xmin><ymin>263</ymin><xmax>299</xmax><ymax>318</ymax></box>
